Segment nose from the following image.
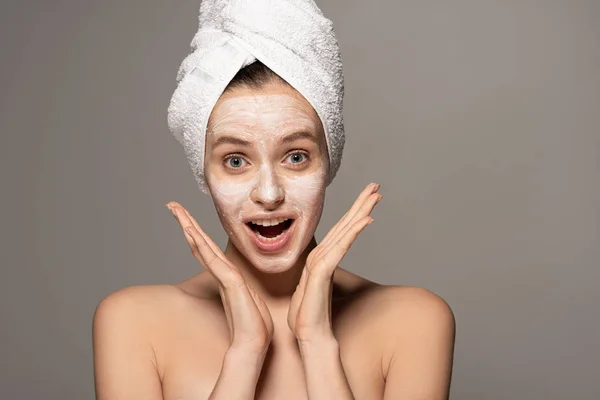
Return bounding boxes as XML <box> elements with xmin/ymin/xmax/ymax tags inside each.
<box><xmin>250</xmin><ymin>166</ymin><xmax>285</xmax><ymax>209</ymax></box>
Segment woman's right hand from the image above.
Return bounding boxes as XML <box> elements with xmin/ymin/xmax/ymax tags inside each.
<box><xmin>167</xmin><ymin>202</ymin><xmax>274</xmax><ymax>356</ymax></box>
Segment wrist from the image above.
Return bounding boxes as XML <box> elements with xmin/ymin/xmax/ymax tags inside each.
<box><xmin>296</xmin><ymin>326</ymin><xmax>336</xmax><ymax>345</ymax></box>
<box><xmin>209</xmin><ymin>345</ymin><xmax>269</xmax><ymax>400</ymax></box>
<box><xmin>298</xmin><ymin>334</ymin><xmax>339</xmax><ymax>356</ymax></box>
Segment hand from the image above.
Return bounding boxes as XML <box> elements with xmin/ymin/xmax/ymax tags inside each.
<box><xmin>167</xmin><ymin>202</ymin><xmax>274</xmax><ymax>355</ymax></box>
<box><xmin>287</xmin><ymin>183</ymin><xmax>382</xmax><ymax>343</ymax></box>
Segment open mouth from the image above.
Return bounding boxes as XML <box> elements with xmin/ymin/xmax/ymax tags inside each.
<box><xmin>244</xmin><ymin>217</ymin><xmax>296</xmax><ymax>253</ymax></box>
<box><xmin>246</xmin><ymin>219</ymin><xmax>294</xmax><ymax>241</ymax></box>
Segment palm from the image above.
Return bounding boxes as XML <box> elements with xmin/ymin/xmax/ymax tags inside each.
<box><xmin>168</xmin><ymin>201</ymin><xmax>274</xmax><ymax>350</ymax></box>
<box><xmin>287</xmin><ymin>183</ymin><xmax>382</xmax><ymax>341</ymax></box>
<box><xmin>247</xmin><ymin>284</ymin><xmax>274</xmax><ymax>334</ymax></box>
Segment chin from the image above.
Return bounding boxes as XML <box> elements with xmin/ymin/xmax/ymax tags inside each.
<box><xmin>249</xmin><ymin>255</ymin><xmax>300</xmax><ymax>274</ymax></box>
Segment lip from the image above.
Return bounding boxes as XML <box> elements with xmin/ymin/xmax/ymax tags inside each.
<box><xmin>244</xmin><ymin>219</ymin><xmax>296</xmax><ymax>253</ymax></box>
<box><xmin>243</xmin><ymin>212</ymin><xmax>297</xmax><ymax>224</ymax></box>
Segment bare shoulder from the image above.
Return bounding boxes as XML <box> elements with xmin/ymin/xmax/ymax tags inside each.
<box><xmin>333</xmin><ymin>277</ymin><xmax>454</xmax><ymax>332</ymax></box>
<box><xmin>94</xmin><ymin>284</ymin><xmax>186</xmax><ymax>316</ymax></box>
<box><xmin>375</xmin><ymin>285</ymin><xmax>455</xmax><ymax>320</ymax></box>
<box><xmin>366</xmin><ymin>285</ymin><xmax>455</xmax><ymax>342</ymax></box>
<box><xmin>371</xmin><ymin>285</ymin><xmax>456</xmax><ymax>384</ymax></box>
<box><xmin>92</xmin><ymin>282</ymin><xmax>225</xmax><ymax>398</ymax></box>
<box><xmin>332</xmin><ymin>267</ymin><xmax>454</xmax><ymax>316</ymax></box>
<box><xmin>93</xmin><ymin>280</ymin><xmax>219</xmax><ymax>341</ymax></box>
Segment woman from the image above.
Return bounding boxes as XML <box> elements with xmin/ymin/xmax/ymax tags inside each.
<box><xmin>93</xmin><ymin>1</ymin><xmax>455</xmax><ymax>399</ymax></box>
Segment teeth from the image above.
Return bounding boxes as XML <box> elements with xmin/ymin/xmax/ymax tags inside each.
<box><xmin>255</xmin><ymin>230</ymin><xmax>286</xmax><ymax>241</ymax></box>
<box><xmin>250</xmin><ymin>217</ymin><xmax>288</xmax><ymax>226</ymax></box>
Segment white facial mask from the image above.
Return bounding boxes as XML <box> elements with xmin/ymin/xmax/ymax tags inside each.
<box><xmin>205</xmin><ymin>91</ymin><xmax>328</xmax><ymax>272</ymax></box>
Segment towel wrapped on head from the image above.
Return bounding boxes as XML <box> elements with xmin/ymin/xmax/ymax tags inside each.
<box><xmin>167</xmin><ymin>0</ymin><xmax>345</xmax><ymax>193</ymax></box>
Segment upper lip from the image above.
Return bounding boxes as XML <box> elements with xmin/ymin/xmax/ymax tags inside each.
<box><xmin>243</xmin><ymin>212</ymin><xmax>297</xmax><ymax>224</ymax></box>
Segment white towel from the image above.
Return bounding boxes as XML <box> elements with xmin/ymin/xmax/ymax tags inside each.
<box><xmin>167</xmin><ymin>0</ymin><xmax>345</xmax><ymax>193</ymax></box>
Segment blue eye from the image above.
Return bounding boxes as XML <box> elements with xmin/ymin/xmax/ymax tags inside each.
<box><xmin>225</xmin><ymin>156</ymin><xmax>246</xmax><ymax>169</ymax></box>
<box><xmin>286</xmin><ymin>152</ymin><xmax>307</xmax><ymax>164</ymax></box>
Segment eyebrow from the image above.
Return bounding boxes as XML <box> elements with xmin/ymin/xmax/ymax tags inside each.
<box><xmin>211</xmin><ymin>131</ymin><xmax>317</xmax><ymax>150</ymax></box>
<box><xmin>278</xmin><ymin>131</ymin><xmax>317</xmax><ymax>145</ymax></box>
<box><xmin>211</xmin><ymin>136</ymin><xmax>253</xmax><ymax>150</ymax></box>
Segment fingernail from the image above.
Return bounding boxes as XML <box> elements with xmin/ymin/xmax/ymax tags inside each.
<box><xmin>368</xmin><ymin>218</ymin><xmax>374</xmax><ymax>225</ymax></box>
<box><xmin>376</xmin><ymin>195</ymin><xmax>383</xmax><ymax>204</ymax></box>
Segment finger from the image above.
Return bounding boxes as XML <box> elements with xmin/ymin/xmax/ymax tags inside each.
<box><xmin>168</xmin><ymin>202</ymin><xmax>201</xmax><ymax>234</ymax></box>
<box><xmin>168</xmin><ymin>203</ymin><xmax>197</xmax><ymax>238</ymax></box>
<box><xmin>170</xmin><ymin>204</ymin><xmax>239</xmax><ymax>279</ymax></box>
<box><xmin>170</xmin><ymin>206</ymin><xmax>263</xmax><ymax>305</ymax></box>
<box><xmin>321</xmin><ymin>183</ymin><xmax>380</xmax><ymax>247</ymax></box>
<box><xmin>169</xmin><ymin>204</ymin><xmax>271</xmax><ymax>346</ymax></box>
<box><xmin>348</xmin><ymin>192</ymin><xmax>381</xmax><ymax>227</ymax></box>
<box><xmin>322</xmin><ymin>189</ymin><xmax>381</xmax><ymax>251</ymax></box>
<box><xmin>322</xmin><ymin>216</ymin><xmax>374</xmax><ymax>270</ymax></box>
<box><xmin>183</xmin><ymin>225</ymin><xmax>268</xmax><ymax>341</ymax></box>
<box><xmin>184</xmin><ymin>225</ymin><xmax>244</xmax><ymax>289</ymax></box>
<box><xmin>183</xmin><ymin>217</ymin><xmax>247</xmax><ymax>286</ymax></box>
<box><xmin>311</xmin><ymin>214</ymin><xmax>374</xmax><ymax>278</ymax></box>
<box><xmin>167</xmin><ymin>204</ymin><xmax>209</xmax><ymax>265</ymax></box>
<box><xmin>183</xmin><ymin>225</ymin><xmax>219</xmax><ymax>267</ymax></box>
<box><xmin>335</xmin><ymin>183</ymin><xmax>379</xmax><ymax>227</ymax></box>
<box><xmin>169</xmin><ymin>203</ymin><xmax>226</xmax><ymax>262</ymax></box>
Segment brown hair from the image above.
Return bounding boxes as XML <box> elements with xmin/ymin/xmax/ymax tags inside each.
<box><xmin>223</xmin><ymin>60</ymin><xmax>290</xmax><ymax>93</ymax></box>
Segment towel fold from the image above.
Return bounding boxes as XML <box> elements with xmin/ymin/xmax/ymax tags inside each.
<box><xmin>167</xmin><ymin>0</ymin><xmax>345</xmax><ymax>192</ymax></box>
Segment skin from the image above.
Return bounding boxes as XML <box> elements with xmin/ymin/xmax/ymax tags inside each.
<box><xmin>92</xmin><ymin>81</ymin><xmax>456</xmax><ymax>399</ymax></box>
<box><xmin>204</xmin><ymin>90</ymin><xmax>329</xmax><ymax>277</ymax></box>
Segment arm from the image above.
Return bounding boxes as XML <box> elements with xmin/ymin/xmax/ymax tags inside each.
<box><xmin>208</xmin><ymin>347</ymin><xmax>268</xmax><ymax>399</ymax></box>
<box><xmin>288</xmin><ymin>183</ymin><xmax>382</xmax><ymax>399</ymax></box>
<box><xmin>93</xmin><ymin>288</ymin><xmax>163</xmax><ymax>400</ymax></box>
<box><xmin>383</xmin><ymin>287</ymin><xmax>456</xmax><ymax>400</ymax></box>
<box><xmin>170</xmin><ymin>202</ymin><xmax>274</xmax><ymax>399</ymax></box>
<box><xmin>298</xmin><ymin>336</ymin><xmax>355</xmax><ymax>400</ymax></box>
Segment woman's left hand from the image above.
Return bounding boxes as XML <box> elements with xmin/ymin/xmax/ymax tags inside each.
<box><xmin>287</xmin><ymin>183</ymin><xmax>382</xmax><ymax>343</ymax></box>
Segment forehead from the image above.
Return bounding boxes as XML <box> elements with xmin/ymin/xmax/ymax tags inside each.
<box><xmin>207</xmin><ymin>85</ymin><xmax>322</xmax><ymax>139</ymax></box>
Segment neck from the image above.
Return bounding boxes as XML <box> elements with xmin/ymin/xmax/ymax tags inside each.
<box><xmin>223</xmin><ymin>237</ymin><xmax>317</xmax><ymax>307</ymax></box>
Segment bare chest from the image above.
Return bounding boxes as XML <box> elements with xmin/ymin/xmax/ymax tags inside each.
<box><xmin>158</xmin><ymin>328</ymin><xmax>384</xmax><ymax>400</ymax></box>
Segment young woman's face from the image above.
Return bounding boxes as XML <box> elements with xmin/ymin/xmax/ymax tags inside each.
<box><xmin>204</xmin><ymin>82</ymin><xmax>329</xmax><ymax>273</ymax></box>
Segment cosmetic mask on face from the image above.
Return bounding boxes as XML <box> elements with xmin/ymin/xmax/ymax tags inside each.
<box><xmin>205</xmin><ymin>89</ymin><xmax>328</xmax><ymax>272</ymax></box>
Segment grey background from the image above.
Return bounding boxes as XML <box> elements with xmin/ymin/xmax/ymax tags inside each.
<box><xmin>1</xmin><ymin>0</ymin><xmax>599</xmax><ymax>399</ymax></box>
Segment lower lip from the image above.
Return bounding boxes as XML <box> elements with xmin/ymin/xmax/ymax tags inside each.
<box><xmin>245</xmin><ymin>220</ymin><xmax>295</xmax><ymax>253</ymax></box>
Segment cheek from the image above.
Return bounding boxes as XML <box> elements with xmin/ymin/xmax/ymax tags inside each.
<box><xmin>208</xmin><ymin>174</ymin><xmax>254</xmax><ymax>222</ymax></box>
<box><xmin>284</xmin><ymin>172</ymin><xmax>326</xmax><ymax>215</ymax></box>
